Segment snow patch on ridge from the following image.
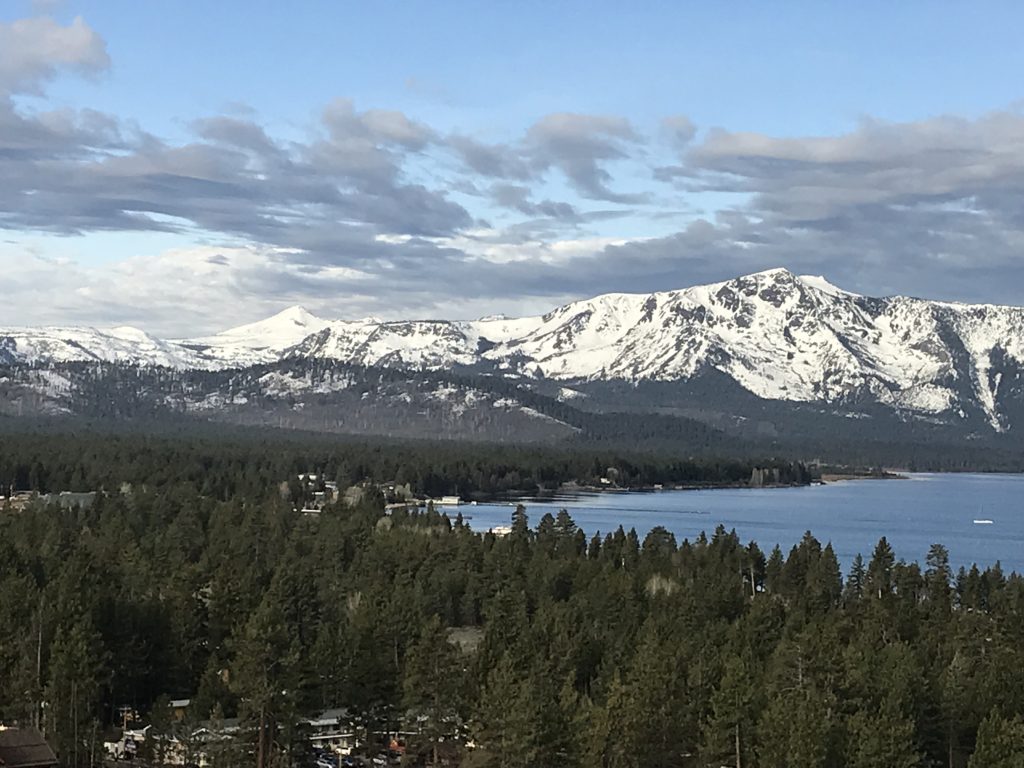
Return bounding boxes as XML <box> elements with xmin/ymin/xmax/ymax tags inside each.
<box><xmin>4</xmin><ymin>268</ymin><xmax>1024</xmax><ymax>431</ymax></box>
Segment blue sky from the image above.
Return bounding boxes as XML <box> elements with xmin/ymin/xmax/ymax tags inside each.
<box><xmin>3</xmin><ymin>2</ymin><xmax>1024</xmax><ymax>333</ymax></box>
<box><xmin>28</xmin><ymin>2</ymin><xmax>1023</xmax><ymax>134</ymax></box>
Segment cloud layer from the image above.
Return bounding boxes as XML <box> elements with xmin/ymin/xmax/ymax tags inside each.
<box><xmin>2</xmin><ymin>15</ymin><xmax>1024</xmax><ymax>335</ymax></box>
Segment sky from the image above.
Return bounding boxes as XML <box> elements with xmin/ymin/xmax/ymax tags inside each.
<box><xmin>3</xmin><ymin>1</ymin><xmax>1024</xmax><ymax>335</ymax></box>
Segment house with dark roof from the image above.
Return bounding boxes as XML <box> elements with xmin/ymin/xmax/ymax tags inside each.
<box><xmin>0</xmin><ymin>727</ymin><xmax>58</xmax><ymax>768</ymax></box>
<box><xmin>303</xmin><ymin>708</ymin><xmax>358</xmax><ymax>755</ymax></box>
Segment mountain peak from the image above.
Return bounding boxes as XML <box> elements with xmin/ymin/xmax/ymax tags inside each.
<box><xmin>108</xmin><ymin>325</ymin><xmax>155</xmax><ymax>338</ymax></box>
<box><xmin>745</xmin><ymin>266</ymin><xmax>795</xmax><ymax>280</ymax></box>
<box><xmin>266</xmin><ymin>305</ymin><xmax>319</xmax><ymax>325</ymax></box>
<box><xmin>201</xmin><ymin>305</ymin><xmax>330</xmax><ymax>351</ymax></box>
<box><xmin>723</xmin><ymin>268</ymin><xmax>863</xmax><ymax>300</ymax></box>
<box><xmin>797</xmin><ymin>274</ymin><xmax>859</xmax><ymax>298</ymax></box>
<box><xmin>226</xmin><ymin>304</ymin><xmax>324</xmax><ymax>333</ymax></box>
<box><xmin>717</xmin><ymin>267</ymin><xmax>804</xmax><ymax>293</ymax></box>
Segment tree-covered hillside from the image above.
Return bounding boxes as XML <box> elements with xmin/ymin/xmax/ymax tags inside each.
<box><xmin>6</xmin><ymin>359</ymin><xmax>1024</xmax><ymax>472</ymax></box>
<box><xmin>0</xmin><ymin>420</ymin><xmax>809</xmax><ymax>500</ymax></box>
<box><xmin>0</xmin><ymin>431</ymin><xmax>1022</xmax><ymax>767</ymax></box>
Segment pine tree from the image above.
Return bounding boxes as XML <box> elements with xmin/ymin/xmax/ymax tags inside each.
<box><xmin>846</xmin><ymin>695</ymin><xmax>922</xmax><ymax>768</ymax></box>
<box><xmin>45</xmin><ymin>616</ymin><xmax>108</xmax><ymax>768</ymax></box>
<box><xmin>845</xmin><ymin>553</ymin><xmax>866</xmax><ymax>603</ymax></box>
<box><xmin>621</xmin><ymin>621</ymin><xmax>692</xmax><ymax>767</ymax></box>
<box><xmin>702</xmin><ymin>655</ymin><xmax>755</xmax><ymax>768</ymax></box>
<box><xmin>924</xmin><ymin>544</ymin><xmax>953</xmax><ymax>613</ymax></box>
<box><xmin>866</xmin><ymin>537</ymin><xmax>896</xmax><ymax>599</ymax></box>
<box><xmin>230</xmin><ymin>594</ymin><xmax>300</xmax><ymax>768</ymax></box>
<box><xmin>585</xmin><ymin>671</ymin><xmax>634</xmax><ymax>768</ymax></box>
<box><xmin>471</xmin><ymin>653</ymin><xmax>532</xmax><ymax>768</ymax></box>
<box><xmin>968</xmin><ymin>711</ymin><xmax>1024</xmax><ymax>767</ymax></box>
<box><xmin>403</xmin><ymin>615</ymin><xmax>464</xmax><ymax>765</ymax></box>
<box><xmin>765</xmin><ymin>545</ymin><xmax>785</xmax><ymax>594</ymax></box>
<box><xmin>758</xmin><ymin>688</ymin><xmax>831</xmax><ymax>768</ymax></box>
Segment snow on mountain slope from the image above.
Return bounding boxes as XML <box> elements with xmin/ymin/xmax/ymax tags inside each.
<box><xmin>4</xmin><ymin>268</ymin><xmax>1024</xmax><ymax>430</ymax></box>
<box><xmin>181</xmin><ymin>305</ymin><xmax>334</xmax><ymax>366</ymax></box>
<box><xmin>445</xmin><ymin>268</ymin><xmax>1022</xmax><ymax>429</ymax></box>
<box><xmin>285</xmin><ymin>320</ymin><xmax>483</xmax><ymax>370</ymax></box>
<box><xmin>0</xmin><ymin>325</ymin><xmax>214</xmax><ymax>368</ymax></box>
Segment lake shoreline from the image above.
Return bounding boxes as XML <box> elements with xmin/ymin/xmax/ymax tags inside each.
<box><xmin>472</xmin><ymin>470</ymin><xmax>917</xmax><ymax>503</ymax></box>
<box><xmin>819</xmin><ymin>470</ymin><xmax>908</xmax><ymax>483</ymax></box>
<box><xmin>461</xmin><ymin>473</ymin><xmax>1024</xmax><ymax>572</ymax></box>
<box><xmin>466</xmin><ymin>479</ymin><xmax>813</xmax><ymax>505</ymax></box>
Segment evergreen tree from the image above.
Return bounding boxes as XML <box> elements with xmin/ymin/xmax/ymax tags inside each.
<box><xmin>758</xmin><ymin>688</ymin><xmax>832</xmax><ymax>768</ymax></box>
<box><xmin>968</xmin><ymin>711</ymin><xmax>1024</xmax><ymax>767</ymax></box>
<box><xmin>621</xmin><ymin>620</ymin><xmax>692</xmax><ymax>767</ymax></box>
<box><xmin>845</xmin><ymin>553</ymin><xmax>866</xmax><ymax>602</ymax></box>
<box><xmin>470</xmin><ymin>654</ymin><xmax>533</xmax><ymax>768</ymax></box>
<box><xmin>403</xmin><ymin>615</ymin><xmax>465</xmax><ymax>765</ymax></box>
<box><xmin>585</xmin><ymin>672</ymin><xmax>635</xmax><ymax>768</ymax></box>
<box><xmin>45</xmin><ymin>616</ymin><xmax>108</xmax><ymax>768</ymax></box>
<box><xmin>702</xmin><ymin>655</ymin><xmax>755</xmax><ymax>768</ymax></box>
<box><xmin>230</xmin><ymin>595</ymin><xmax>301</xmax><ymax>768</ymax></box>
<box><xmin>866</xmin><ymin>537</ymin><xmax>896</xmax><ymax>599</ymax></box>
<box><xmin>846</xmin><ymin>696</ymin><xmax>922</xmax><ymax>768</ymax></box>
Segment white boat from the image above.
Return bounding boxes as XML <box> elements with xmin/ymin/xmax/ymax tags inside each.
<box><xmin>973</xmin><ymin>519</ymin><xmax>994</xmax><ymax>525</ymax></box>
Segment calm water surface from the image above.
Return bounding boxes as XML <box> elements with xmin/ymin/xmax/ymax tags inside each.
<box><xmin>464</xmin><ymin>473</ymin><xmax>1024</xmax><ymax>572</ymax></box>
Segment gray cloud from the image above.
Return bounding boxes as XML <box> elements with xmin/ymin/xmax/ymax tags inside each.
<box><xmin>449</xmin><ymin>113</ymin><xmax>647</xmax><ymax>204</ymax></box>
<box><xmin>661</xmin><ymin>115</ymin><xmax>697</xmax><ymax>150</ymax></box>
<box><xmin>191</xmin><ymin>115</ymin><xmax>281</xmax><ymax>155</ymax></box>
<box><xmin>322</xmin><ymin>98</ymin><xmax>436</xmax><ymax>152</ymax></box>
<box><xmin>4</xmin><ymin>12</ymin><xmax>1024</xmax><ymax>333</ymax></box>
<box><xmin>381</xmin><ymin>110</ymin><xmax>1024</xmax><ymax>309</ymax></box>
<box><xmin>0</xmin><ymin>18</ymin><xmax>472</xmax><ymax>252</ymax></box>
<box><xmin>645</xmin><ymin>111</ymin><xmax>1024</xmax><ymax>301</ymax></box>
<box><xmin>524</xmin><ymin>113</ymin><xmax>645</xmax><ymax>203</ymax></box>
<box><xmin>489</xmin><ymin>183</ymin><xmax>580</xmax><ymax>221</ymax></box>
<box><xmin>688</xmin><ymin>115</ymin><xmax>1024</xmax><ymax>218</ymax></box>
<box><xmin>0</xmin><ymin>97</ymin><xmax>472</xmax><ymax>248</ymax></box>
<box><xmin>0</xmin><ymin>16</ymin><xmax>109</xmax><ymax>95</ymax></box>
<box><xmin>449</xmin><ymin>134</ymin><xmax>533</xmax><ymax>180</ymax></box>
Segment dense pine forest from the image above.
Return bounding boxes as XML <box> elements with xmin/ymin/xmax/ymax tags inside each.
<box><xmin>1</xmin><ymin>429</ymin><xmax>1023</xmax><ymax>767</ymax></box>
<box><xmin>7</xmin><ymin>359</ymin><xmax>1024</xmax><ymax>474</ymax></box>
<box><xmin>0</xmin><ymin>421</ymin><xmax>812</xmax><ymax>499</ymax></box>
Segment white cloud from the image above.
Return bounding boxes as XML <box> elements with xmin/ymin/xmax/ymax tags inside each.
<box><xmin>0</xmin><ymin>244</ymin><xmax>377</xmax><ymax>336</ymax></box>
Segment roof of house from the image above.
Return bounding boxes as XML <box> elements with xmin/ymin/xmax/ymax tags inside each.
<box><xmin>193</xmin><ymin>718</ymin><xmax>241</xmax><ymax>736</ymax></box>
<box><xmin>0</xmin><ymin>728</ymin><xmax>58</xmax><ymax>768</ymax></box>
<box><xmin>304</xmin><ymin>708</ymin><xmax>352</xmax><ymax>727</ymax></box>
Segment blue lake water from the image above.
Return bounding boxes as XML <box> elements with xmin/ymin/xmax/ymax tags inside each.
<box><xmin>463</xmin><ymin>473</ymin><xmax>1024</xmax><ymax>573</ymax></box>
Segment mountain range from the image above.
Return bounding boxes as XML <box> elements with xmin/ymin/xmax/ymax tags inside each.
<box><xmin>3</xmin><ymin>268</ymin><xmax>1024</xmax><ymax>446</ymax></box>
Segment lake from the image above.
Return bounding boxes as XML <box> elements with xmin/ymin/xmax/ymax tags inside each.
<box><xmin>463</xmin><ymin>473</ymin><xmax>1024</xmax><ymax>573</ymax></box>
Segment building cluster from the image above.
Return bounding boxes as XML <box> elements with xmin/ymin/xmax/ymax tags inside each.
<box><xmin>294</xmin><ymin>473</ymin><xmax>341</xmax><ymax>514</ymax></box>
<box><xmin>1</xmin><ymin>489</ymin><xmax>98</xmax><ymax>512</ymax></box>
<box><xmin>293</xmin><ymin>472</ymin><xmax>469</xmax><ymax>515</ymax></box>
<box><xmin>98</xmin><ymin>700</ymin><xmax>421</xmax><ymax>767</ymax></box>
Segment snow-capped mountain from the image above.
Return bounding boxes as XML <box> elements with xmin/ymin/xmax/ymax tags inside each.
<box><xmin>4</xmin><ymin>268</ymin><xmax>1024</xmax><ymax>431</ymax></box>
<box><xmin>182</xmin><ymin>305</ymin><xmax>333</xmax><ymax>365</ymax></box>
<box><xmin>0</xmin><ymin>325</ymin><xmax>212</xmax><ymax>369</ymax></box>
